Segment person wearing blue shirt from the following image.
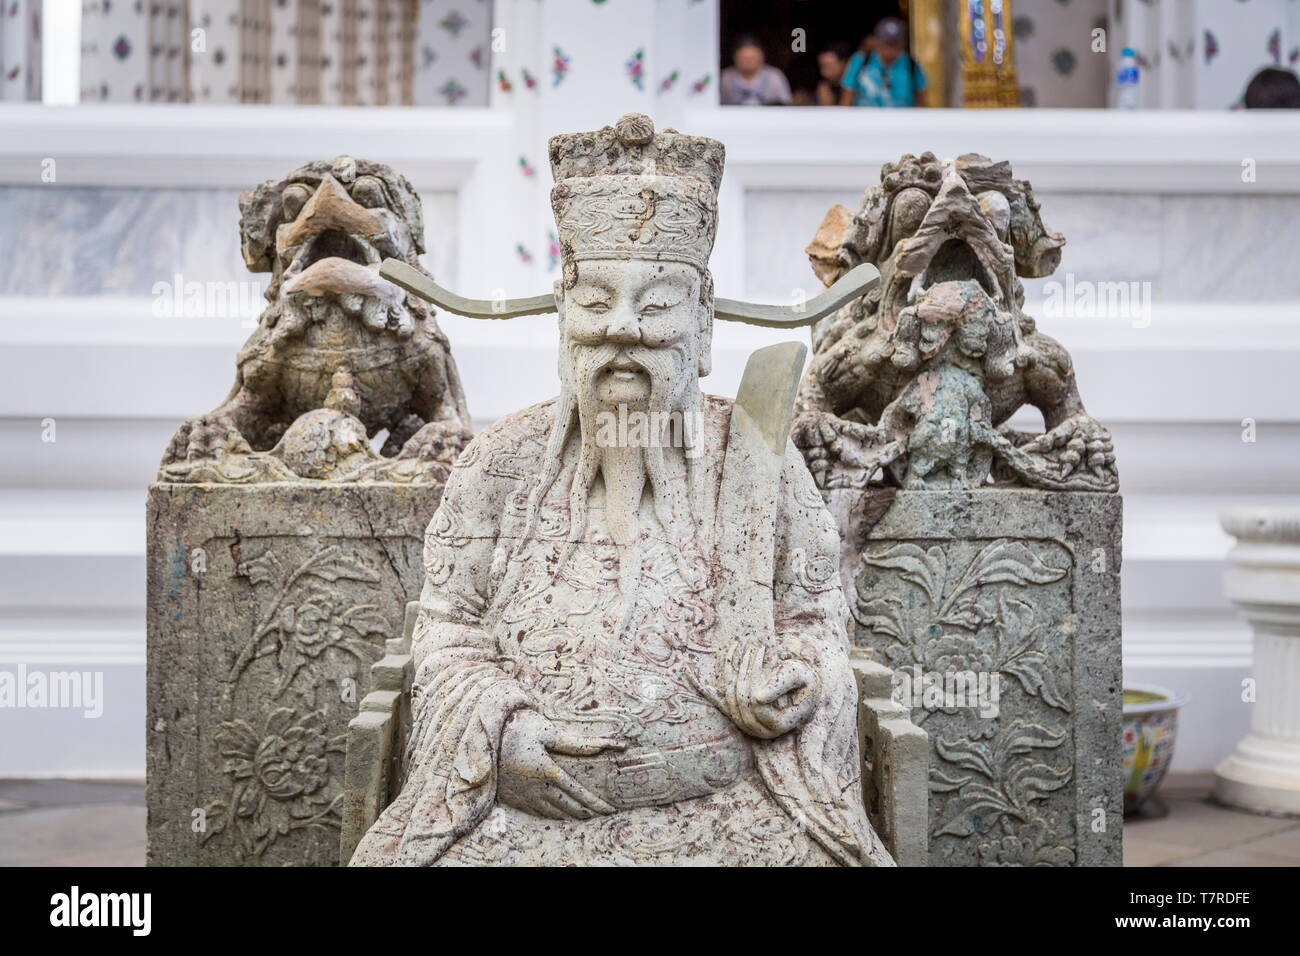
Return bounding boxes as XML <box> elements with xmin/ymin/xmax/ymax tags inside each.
<box><xmin>841</xmin><ymin>18</ymin><xmax>927</xmax><ymax>108</ymax></box>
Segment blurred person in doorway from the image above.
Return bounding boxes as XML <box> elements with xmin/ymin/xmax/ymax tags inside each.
<box><xmin>814</xmin><ymin>43</ymin><xmax>851</xmax><ymax>106</ymax></box>
<box><xmin>721</xmin><ymin>35</ymin><xmax>793</xmax><ymax>106</ymax></box>
<box><xmin>1242</xmin><ymin>67</ymin><xmax>1300</xmax><ymax>108</ymax></box>
<box><xmin>841</xmin><ymin>17</ymin><xmax>927</xmax><ymax>108</ymax></box>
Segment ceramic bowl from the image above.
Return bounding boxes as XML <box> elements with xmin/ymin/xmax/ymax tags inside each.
<box><xmin>1122</xmin><ymin>683</ymin><xmax>1187</xmax><ymax>813</ymax></box>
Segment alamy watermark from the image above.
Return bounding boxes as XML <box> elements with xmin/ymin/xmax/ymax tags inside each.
<box><xmin>1041</xmin><ymin>273</ymin><xmax>1151</xmax><ymax>328</ymax></box>
<box><xmin>0</xmin><ymin>665</ymin><xmax>103</xmax><ymax>718</ymax></box>
<box><xmin>50</xmin><ymin>886</ymin><xmax>150</xmax><ymax>936</ymax></box>
<box><xmin>594</xmin><ymin>405</ymin><xmax>704</xmax><ymax>458</ymax></box>
<box><xmin>152</xmin><ymin>273</ymin><xmax>265</xmax><ymax>324</ymax></box>
<box><xmin>892</xmin><ymin>665</ymin><xmax>1001</xmax><ymax>718</ymax></box>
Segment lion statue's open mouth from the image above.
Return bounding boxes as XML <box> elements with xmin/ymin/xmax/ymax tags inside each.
<box><xmin>159</xmin><ymin>156</ymin><xmax>473</xmax><ymax>484</ymax></box>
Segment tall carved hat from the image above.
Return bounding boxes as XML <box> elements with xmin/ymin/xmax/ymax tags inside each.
<box><xmin>548</xmin><ymin>113</ymin><xmax>724</xmax><ymax>274</ymax></box>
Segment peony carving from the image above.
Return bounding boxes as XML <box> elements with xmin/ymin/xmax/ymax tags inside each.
<box><xmin>200</xmin><ymin>708</ymin><xmax>346</xmax><ymax>860</ymax></box>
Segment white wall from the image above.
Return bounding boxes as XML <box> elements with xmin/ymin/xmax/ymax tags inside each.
<box><xmin>1</xmin><ymin>100</ymin><xmax>1298</xmax><ymax>777</ymax></box>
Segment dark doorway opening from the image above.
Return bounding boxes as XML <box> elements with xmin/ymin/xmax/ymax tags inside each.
<box><xmin>719</xmin><ymin>0</ymin><xmax>904</xmax><ymax>105</ymax></box>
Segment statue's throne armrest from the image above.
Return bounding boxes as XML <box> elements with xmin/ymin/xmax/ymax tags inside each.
<box><xmin>339</xmin><ymin>601</ymin><xmax>417</xmax><ymax>865</ymax></box>
<box><xmin>851</xmin><ymin>649</ymin><xmax>929</xmax><ymax>867</ymax></box>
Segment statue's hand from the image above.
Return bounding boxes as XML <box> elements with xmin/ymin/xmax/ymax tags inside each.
<box><xmin>749</xmin><ymin>657</ymin><xmax>820</xmax><ymax>737</ymax></box>
<box><xmin>496</xmin><ymin>710</ymin><xmax>624</xmax><ymax>820</ymax></box>
<box><xmin>692</xmin><ymin>644</ymin><xmax>821</xmax><ymax>739</ymax></box>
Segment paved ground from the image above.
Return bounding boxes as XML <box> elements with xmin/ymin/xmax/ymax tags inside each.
<box><xmin>1123</xmin><ymin>772</ymin><xmax>1300</xmax><ymax>866</ymax></box>
<box><xmin>2</xmin><ymin>773</ymin><xmax>1298</xmax><ymax>865</ymax></box>
<box><xmin>0</xmin><ymin>779</ymin><xmax>145</xmax><ymax>866</ymax></box>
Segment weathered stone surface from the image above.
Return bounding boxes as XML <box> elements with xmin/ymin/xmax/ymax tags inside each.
<box><xmin>787</xmin><ymin>151</ymin><xmax>1123</xmax><ymax>866</ymax></box>
<box><xmin>852</xmin><ymin>649</ymin><xmax>930</xmax><ymax>867</ymax></box>
<box><xmin>832</xmin><ymin>487</ymin><xmax>1123</xmax><ymax>866</ymax></box>
<box><xmin>793</xmin><ymin>152</ymin><xmax>1117</xmax><ymax>497</ymax></box>
<box><xmin>158</xmin><ymin>155</ymin><xmax>472</xmax><ymax>485</ymax></box>
<box><xmin>146</xmin><ymin>482</ymin><xmax>441</xmax><ymax>866</ymax></box>
<box><xmin>348</xmin><ymin>114</ymin><xmax>899</xmax><ymax>867</ymax></box>
<box><xmin>146</xmin><ymin>156</ymin><xmax>470</xmax><ymax>867</ymax></box>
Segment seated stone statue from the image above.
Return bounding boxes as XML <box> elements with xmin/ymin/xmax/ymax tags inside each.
<box><xmin>350</xmin><ymin>114</ymin><xmax>892</xmax><ymax>866</ymax></box>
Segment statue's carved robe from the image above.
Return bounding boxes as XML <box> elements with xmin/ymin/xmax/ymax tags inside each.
<box><xmin>350</xmin><ymin>395</ymin><xmax>892</xmax><ymax>866</ymax></box>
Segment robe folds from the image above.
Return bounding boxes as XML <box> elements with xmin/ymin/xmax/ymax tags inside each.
<box><xmin>350</xmin><ymin>395</ymin><xmax>893</xmax><ymax>866</ymax></box>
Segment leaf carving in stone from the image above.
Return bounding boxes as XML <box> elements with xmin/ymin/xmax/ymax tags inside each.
<box><xmin>931</xmin><ymin>721</ymin><xmax>1071</xmax><ymax>839</ymax></box>
<box><xmin>231</xmin><ymin>545</ymin><xmax>389</xmax><ymax>694</ymax></box>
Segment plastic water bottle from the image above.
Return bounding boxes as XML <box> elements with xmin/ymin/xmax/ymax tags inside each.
<box><xmin>1116</xmin><ymin>47</ymin><xmax>1140</xmax><ymax>109</ymax></box>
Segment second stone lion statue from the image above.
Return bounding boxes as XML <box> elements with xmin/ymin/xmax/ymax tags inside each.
<box><xmin>794</xmin><ymin>152</ymin><xmax>1118</xmax><ymax>494</ymax></box>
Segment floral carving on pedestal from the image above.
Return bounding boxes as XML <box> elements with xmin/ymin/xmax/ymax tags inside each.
<box><xmin>232</xmin><ymin>545</ymin><xmax>388</xmax><ymax>695</ymax></box>
<box><xmin>854</xmin><ymin>539</ymin><xmax>1071</xmax><ymax>715</ymax></box>
<box><xmin>200</xmin><ymin>707</ymin><xmax>346</xmax><ymax>860</ymax></box>
<box><xmin>196</xmin><ymin>542</ymin><xmax>397</xmax><ymax>863</ymax></box>
<box><xmin>853</xmin><ymin>536</ymin><xmax>1077</xmax><ymax>865</ymax></box>
<box><xmin>975</xmin><ymin>813</ymin><xmax>1076</xmax><ymax>867</ymax></box>
<box><xmin>932</xmin><ymin>721</ymin><xmax>1075</xmax><ymax>865</ymax></box>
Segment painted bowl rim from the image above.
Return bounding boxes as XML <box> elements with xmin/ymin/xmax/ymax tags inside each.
<box><xmin>1123</xmin><ymin>681</ymin><xmax>1188</xmax><ymax>716</ymax></box>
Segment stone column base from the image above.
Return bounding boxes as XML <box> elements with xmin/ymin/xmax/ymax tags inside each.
<box><xmin>1216</xmin><ymin>508</ymin><xmax>1300</xmax><ymax>819</ymax></box>
<box><xmin>1215</xmin><ymin>739</ymin><xmax>1300</xmax><ymax>816</ymax></box>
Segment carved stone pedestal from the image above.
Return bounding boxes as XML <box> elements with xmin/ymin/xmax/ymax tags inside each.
<box><xmin>1215</xmin><ymin>509</ymin><xmax>1300</xmax><ymax>816</ymax></box>
<box><xmin>146</xmin><ymin>482</ymin><xmax>441</xmax><ymax>866</ymax></box>
<box><xmin>830</xmin><ymin>488</ymin><xmax>1124</xmax><ymax>866</ymax></box>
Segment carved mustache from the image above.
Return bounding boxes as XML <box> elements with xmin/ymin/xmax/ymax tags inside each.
<box><xmin>570</xmin><ymin>344</ymin><xmax>683</xmax><ymax>394</ymax></box>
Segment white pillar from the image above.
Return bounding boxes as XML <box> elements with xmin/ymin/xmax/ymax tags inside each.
<box><xmin>1215</xmin><ymin>509</ymin><xmax>1300</xmax><ymax>815</ymax></box>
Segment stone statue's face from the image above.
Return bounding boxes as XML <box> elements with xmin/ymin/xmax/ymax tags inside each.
<box><xmin>561</xmin><ymin>259</ymin><xmax>703</xmax><ymax>412</ymax></box>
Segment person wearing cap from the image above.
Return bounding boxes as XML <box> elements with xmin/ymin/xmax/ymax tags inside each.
<box><xmin>840</xmin><ymin>17</ymin><xmax>927</xmax><ymax>108</ymax></box>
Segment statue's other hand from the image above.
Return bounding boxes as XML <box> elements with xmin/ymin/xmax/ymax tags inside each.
<box><xmin>497</xmin><ymin>710</ymin><xmax>624</xmax><ymax>820</ymax></box>
<box><xmin>697</xmin><ymin>645</ymin><xmax>822</xmax><ymax>739</ymax></box>
<box><xmin>749</xmin><ymin>658</ymin><xmax>820</xmax><ymax>736</ymax></box>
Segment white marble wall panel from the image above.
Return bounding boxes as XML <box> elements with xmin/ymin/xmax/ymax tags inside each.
<box><xmin>1160</xmin><ymin>194</ymin><xmax>1300</xmax><ymax>302</ymax></box>
<box><xmin>0</xmin><ymin>185</ymin><xmax>459</xmax><ymax>299</ymax></box>
<box><xmin>1018</xmin><ymin>193</ymin><xmax>1163</xmax><ymax>300</ymax></box>
<box><xmin>0</xmin><ymin>188</ymin><xmax>245</xmax><ymax>297</ymax></box>
<box><xmin>741</xmin><ymin>189</ymin><xmax>861</xmax><ymax>302</ymax></box>
<box><xmin>743</xmin><ymin>188</ymin><xmax>1300</xmax><ymax>304</ymax></box>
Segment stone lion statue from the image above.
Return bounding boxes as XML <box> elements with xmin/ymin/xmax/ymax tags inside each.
<box><xmin>792</xmin><ymin>152</ymin><xmax>1117</xmax><ymax>494</ymax></box>
<box><xmin>158</xmin><ymin>156</ymin><xmax>472</xmax><ymax>484</ymax></box>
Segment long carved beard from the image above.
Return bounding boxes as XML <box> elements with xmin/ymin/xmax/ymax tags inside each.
<box><xmin>516</xmin><ymin>340</ymin><xmax>706</xmax><ymax>590</ymax></box>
